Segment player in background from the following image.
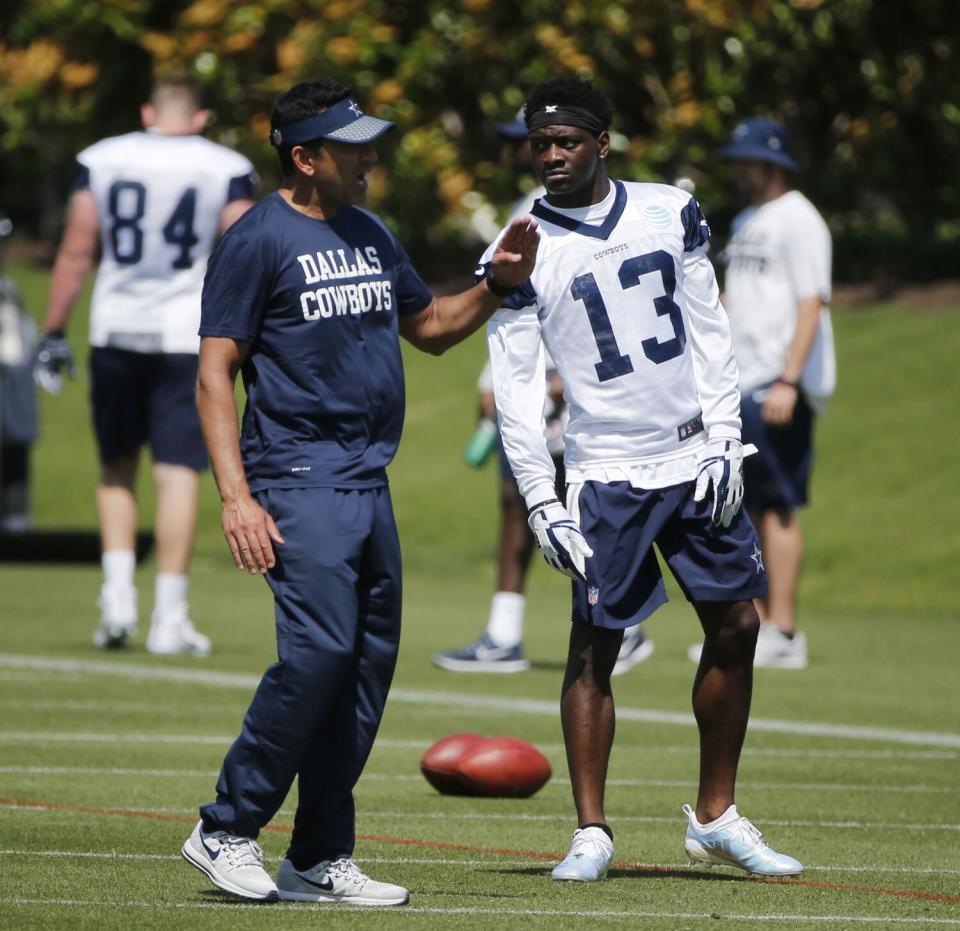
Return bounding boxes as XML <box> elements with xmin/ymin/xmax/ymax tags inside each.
<box><xmin>36</xmin><ymin>74</ymin><xmax>256</xmax><ymax>655</ymax></box>
<box><xmin>434</xmin><ymin>111</ymin><xmax>652</xmax><ymax>675</ymax></box>
<box><xmin>687</xmin><ymin>119</ymin><xmax>834</xmax><ymax>670</ymax></box>
<box><xmin>486</xmin><ymin>77</ymin><xmax>802</xmax><ymax>882</ymax></box>
<box><xmin>181</xmin><ymin>78</ymin><xmax>538</xmax><ymax>905</ymax></box>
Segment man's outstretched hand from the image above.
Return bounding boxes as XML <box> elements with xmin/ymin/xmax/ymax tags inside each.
<box><xmin>488</xmin><ymin>217</ymin><xmax>540</xmax><ymax>291</ymax></box>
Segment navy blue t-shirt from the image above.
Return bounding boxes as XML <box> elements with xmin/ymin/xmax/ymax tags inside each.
<box><xmin>199</xmin><ymin>193</ymin><xmax>433</xmax><ymax>491</ymax></box>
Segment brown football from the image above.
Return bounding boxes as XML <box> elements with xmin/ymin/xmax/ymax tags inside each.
<box><xmin>455</xmin><ymin>736</ymin><xmax>552</xmax><ymax>798</ymax></box>
<box><xmin>420</xmin><ymin>732</ymin><xmax>487</xmax><ymax>795</ymax></box>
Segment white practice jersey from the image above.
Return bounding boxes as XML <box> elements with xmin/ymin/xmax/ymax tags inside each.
<box><xmin>724</xmin><ymin>190</ymin><xmax>835</xmax><ymax>410</ymax></box>
<box><xmin>77</xmin><ymin>131</ymin><xmax>256</xmax><ymax>354</ymax></box>
<box><xmin>484</xmin><ymin>180</ymin><xmax>742</xmax><ymax>509</ymax></box>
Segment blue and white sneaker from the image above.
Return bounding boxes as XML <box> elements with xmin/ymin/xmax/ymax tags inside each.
<box><xmin>277</xmin><ymin>857</ymin><xmax>410</xmax><ymax>905</ymax></box>
<box><xmin>181</xmin><ymin>819</ymin><xmax>278</xmax><ymax>901</ymax></box>
<box><xmin>431</xmin><ymin>633</ymin><xmax>529</xmax><ymax>673</ymax></box>
<box><xmin>682</xmin><ymin>804</ymin><xmax>804</xmax><ymax>877</ymax></box>
<box><xmin>612</xmin><ymin>626</ymin><xmax>654</xmax><ymax>677</ymax></box>
<box><xmin>551</xmin><ymin>826</ymin><xmax>614</xmax><ymax>881</ymax></box>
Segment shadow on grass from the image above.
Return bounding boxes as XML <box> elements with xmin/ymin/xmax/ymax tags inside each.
<box><xmin>528</xmin><ymin>659</ymin><xmax>567</xmax><ymax>672</ymax></box>
<box><xmin>198</xmin><ymin>889</ymin><xmax>280</xmax><ymax>905</ymax></box>
<box><xmin>495</xmin><ymin>865</ymin><xmax>752</xmax><ymax>883</ymax></box>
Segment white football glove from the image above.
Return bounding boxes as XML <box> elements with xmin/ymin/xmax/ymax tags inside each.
<box><xmin>693</xmin><ymin>438</ymin><xmax>755</xmax><ymax>528</ymax></box>
<box><xmin>527</xmin><ymin>498</ymin><xmax>594</xmax><ymax>582</ymax></box>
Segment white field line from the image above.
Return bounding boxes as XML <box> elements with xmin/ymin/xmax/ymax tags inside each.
<box><xmin>1</xmin><ymin>653</ymin><xmax>958</xmax><ymax>750</ymax></box>
<box><xmin>2</xmin><ymin>848</ymin><xmax>960</xmax><ymax>877</ymax></box>
<box><xmin>0</xmin><ymin>764</ymin><xmax>952</xmax><ymax>796</ymax></box>
<box><xmin>2</xmin><ymin>900</ymin><xmax>960</xmax><ymax>923</ymax></box>
<box><xmin>2</xmin><ymin>800</ymin><xmax>957</xmax><ymax>832</ymax></box>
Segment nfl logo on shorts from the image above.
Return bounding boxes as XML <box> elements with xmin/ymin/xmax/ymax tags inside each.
<box><xmin>588</xmin><ymin>586</ymin><xmax>600</xmax><ymax>605</ymax></box>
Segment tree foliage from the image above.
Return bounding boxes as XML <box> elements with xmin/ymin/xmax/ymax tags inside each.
<box><xmin>1</xmin><ymin>0</ymin><xmax>956</xmax><ymax>279</ymax></box>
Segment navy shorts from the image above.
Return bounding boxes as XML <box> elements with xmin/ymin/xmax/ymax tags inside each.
<box><xmin>89</xmin><ymin>348</ymin><xmax>207</xmax><ymax>470</ymax></box>
<box><xmin>569</xmin><ymin>480</ymin><xmax>767</xmax><ymax>629</ymax></box>
<box><xmin>740</xmin><ymin>382</ymin><xmax>814</xmax><ymax>513</ymax></box>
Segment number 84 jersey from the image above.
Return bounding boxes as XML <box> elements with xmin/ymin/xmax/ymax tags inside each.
<box><xmin>485</xmin><ymin>180</ymin><xmax>743</xmax><ymax>509</ymax></box>
<box><xmin>77</xmin><ymin>131</ymin><xmax>256</xmax><ymax>354</ymax></box>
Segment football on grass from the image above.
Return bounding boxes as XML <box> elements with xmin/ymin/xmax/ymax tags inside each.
<box><xmin>455</xmin><ymin>736</ymin><xmax>552</xmax><ymax>798</ymax></box>
<box><xmin>420</xmin><ymin>732</ymin><xmax>487</xmax><ymax>795</ymax></box>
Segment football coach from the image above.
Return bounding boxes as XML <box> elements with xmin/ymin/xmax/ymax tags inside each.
<box><xmin>180</xmin><ymin>78</ymin><xmax>539</xmax><ymax>905</ymax></box>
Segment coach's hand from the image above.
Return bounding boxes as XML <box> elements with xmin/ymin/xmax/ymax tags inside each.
<box><xmin>489</xmin><ymin>217</ymin><xmax>539</xmax><ymax>291</ymax></box>
<box><xmin>528</xmin><ymin>498</ymin><xmax>593</xmax><ymax>582</ymax></box>
<box><xmin>34</xmin><ymin>331</ymin><xmax>77</xmax><ymax>395</ymax></box>
<box><xmin>222</xmin><ymin>491</ymin><xmax>285</xmax><ymax>574</ymax></box>
<box><xmin>694</xmin><ymin>438</ymin><xmax>746</xmax><ymax>528</ymax></box>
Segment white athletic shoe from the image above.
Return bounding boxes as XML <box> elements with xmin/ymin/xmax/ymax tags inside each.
<box><xmin>612</xmin><ymin>626</ymin><xmax>654</xmax><ymax>677</ymax></box>
<box><xmin>686</xmin><ymin>622</ymin><xmax>807</xmax><ymax>669</ymax></box>
<box><xmin>276</xmin><ymin>857</ymin><xmax>410</xmax><ymax>905</ymax></box>
<box><xmin>753</xmin><ymin>622</ymin><xmax>807</xmax><ymax>669</ymax></box>
<box><xmin>93</xmin><ymin>585</ymin><xmax>137</xmax><ymax>649</ymax></box>
<box><xmin>181</xmin><ymin>819</ymin><xmax>278</xmax><ymax>901</ymax></box>
<box><xmin>146</xmin><ymin>614</ymin><xmax>212</xmax><ymax>657</ymax></box>
<box><xmin>551</xmin><ymin>826</ymin><xmax>614</xmax><ymax>881</ymax></box>
<box><xmin>682</xmin><ymin>804</ymin><xmax>803</xmax><ymax>877</ymax></box>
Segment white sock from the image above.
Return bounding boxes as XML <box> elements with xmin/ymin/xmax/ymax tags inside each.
<box><xmin>154</xmin><ymin>573</ymin><xmax>189</xmax><ymax>625</ymax></box>
<box><xmin>485</xmin><ymin>592</ymin><xmax>525</xmax><ymax>648</ymax></box>
<box><xmin>101</xmin><ymin>550</ymin><xmax>135</xmax><ymax>593</ymax></box>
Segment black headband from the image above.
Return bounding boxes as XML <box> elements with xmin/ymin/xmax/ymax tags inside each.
<box><xmin>525</xmin><ymin>104</ymin><xmax>608</xmax><ymax>135</ymax></box>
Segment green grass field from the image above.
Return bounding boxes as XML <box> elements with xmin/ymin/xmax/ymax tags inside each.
<box><xmin>0</xmin><ymin>262</ymin><xmax>958</xmax><ymax>929</ymax></box>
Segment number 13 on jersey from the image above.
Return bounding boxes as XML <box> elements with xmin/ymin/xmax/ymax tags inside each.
<box><xmin>571</xmin><ymin>249</ymin><xmax>687</xmax><ymax>383</ymax></box>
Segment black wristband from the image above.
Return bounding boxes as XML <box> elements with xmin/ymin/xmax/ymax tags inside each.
<box><xmin>776</xmin><ymin>377</ymin><xmax>800</xmax><ymax>389</ymax></box>
<box><xmin>484</xmin><ymin>267</ymin><xmax>519</xmax><ymax>298</ymax></box>
<box><xmin>528</xmin><ymin>497</ymin><xmax>559</xmax><ymax>517</ymax></box>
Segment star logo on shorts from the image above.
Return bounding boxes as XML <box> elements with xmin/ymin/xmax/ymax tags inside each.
<box><xmin>750</xmin><ymin>542</ymin><xmax>765</xmax><ymax>575</ymax></box>
<box><xmin>348</xmin><ymin>100</ymin><xmax>363</xmax><ymax>117</ymax></box>
<box><xmin>545</xmin><ymin>105</ymin><xmax>558</xmax><ymax>113</ymax></box>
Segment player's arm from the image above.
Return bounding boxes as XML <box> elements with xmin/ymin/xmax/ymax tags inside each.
<box><xmin>763</xmin><ymin>294</ymin><xmax>821</xmax><ymax>425</ymax></box>
<box><xmin>398</xmin><ymin>217</ymin><xmax>538</xmax><ymax>355</ymax></box>
<box><xmin>218</xmin><ymin>199</ymin><xmax>255</xmax><ymax>235</ymax></box>
<box><xmin>196</xmin><ymin>336</ymin><xmax>284</xmax><ymax>575</ymax></box>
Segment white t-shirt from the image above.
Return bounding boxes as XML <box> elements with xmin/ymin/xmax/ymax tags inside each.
<box><xmin>724</xmin><ymin>190</ymin><xmax>835</xmax><ymax>410</ymax></box>
<box><xmin>77</xmin><ymin>131</ymin><xmax>256</xmax><ymax>354</ymax></box>
<box><xmin>484</xmin><ymin>180</ymin><xmax>741</xmax><ymax>509</ymax></box>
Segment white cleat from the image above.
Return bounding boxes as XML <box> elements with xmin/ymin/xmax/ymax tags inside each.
<box><xmin>753</xmin><ymin>622</ymin><xmax>808</xmax><ymax>669</ymax></box>
<box><xmin>147</xmin><ymin>614</ymin><xmax>212</xmax><ymax>657</ymax></box>
<box><xmin>181</xmin><ymin>819</ymin><xmax>278</xmax><ymax>901</ymax></box>
<box><xmin>551</xmin><ymin>826</ymin><xmax>614</xmax><ymax>881</ymax></box>
<box><xmin>93</xmin><ymin>586</ymin><xmax>137</xmax><ymax>649</ymax></box>
<box><xmin>277</xmin><ymin>857</ymin><xmax>410</xmax><ymax>905</ymax></box>
<box><xmin>612</xmin><ymin>626</ymin><xmax>654</xmax><ymax>677</ymax></box>
<box><xmin>682</xmin><ymin>804</ymin><xmax>804</xmax><ymax>877</ymax></box>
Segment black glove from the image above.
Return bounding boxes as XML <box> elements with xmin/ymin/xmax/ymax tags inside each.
<box><xmin>34</xmin><ymin>331</ymin><xmax>77</xmax><ymax>395</ymax></box>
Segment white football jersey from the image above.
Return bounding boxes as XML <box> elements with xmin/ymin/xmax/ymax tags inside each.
<box><xmin>485</xmin><ymin>180</ymin><xmax>742</xmax><ymax>508</ymax></box>
<box><xmin>77</xmin><ymin>131</ymin><xmax>256</xmax><ymax>354</ymax></box>
<box><xmin>724</xmin><ymin>190</ymin><xmax>835</xmax><ymax>409</ymax></box>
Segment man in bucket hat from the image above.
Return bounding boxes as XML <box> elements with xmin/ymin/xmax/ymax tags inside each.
<box><xmin>689</xmin><ymin>118</ymin><xmax>835</xmax><ymax>670</ymax></box>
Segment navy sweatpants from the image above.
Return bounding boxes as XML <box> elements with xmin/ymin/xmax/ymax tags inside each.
<box><xmin>200</xmin><ymin>485</ymin><xmax>401</xmax><ymax>869</ymax></box>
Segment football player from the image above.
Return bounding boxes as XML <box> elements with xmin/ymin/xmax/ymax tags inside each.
<box><xmin>37</xmin><ymin>74</ymin><xmax>256</xmax><ymax>655</ymax></box>
<box><xmin>484</xmin><ymin>77</ymin><xmax>803</xmax><ymax>881</ymax></box>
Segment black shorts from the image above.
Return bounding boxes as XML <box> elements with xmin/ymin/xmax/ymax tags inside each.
<box><xmin>740</xmin><ymin>381</ymin><xmax>814</xmax><ymax>514</ymax></box>
<box><xmin>89</xmin><ymin>347</ymin><xmax>207</xmax><ymax>470</ymax></box>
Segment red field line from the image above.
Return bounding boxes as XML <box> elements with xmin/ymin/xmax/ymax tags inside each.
<box><xmin>3</xmin><ymin>797</ymin><xmax>958</xmax><ymax>905</ymax></box>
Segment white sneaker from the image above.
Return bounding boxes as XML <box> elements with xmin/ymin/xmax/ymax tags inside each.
<box><xmin>754</xmin><ymin>622</ymin><xmax>807</xmax><ymax>669</ymax></box>
<box><xmin>181</xmin><ymin>819</ymin><xmax>278</xmax><ymax>901</ymax></box>
<box><xmin>147</xmin><ymin>613</ymin><xmax>212</xmax><ymax>657</ymax></box>
<box><xmin>682</xmin><ymin>804</ymin><xmax>803</xmax><ymax>876</ymax></box>
<box><xmin>93</xmin><ymin>585</ymin><xmax>137</xmax><ymax>649</ymax></box>
<box><xmin>686</xmin><ymin>622</ymin><xmax>807</xmax><ymax>669</ymax></box>
<box><xmin>612</xmin><ymin>626</ymin><xmax>654</xmax><ymax>677</ymax></box>
<box><xmin>551</xmin><ymin>826</ymin><xmax>614</xmax><ymax>881</ymax></box>
<box><xmin>276</xmin><ymin>857</ymin><xmax>410</xmax><ymax>905</ymax></box>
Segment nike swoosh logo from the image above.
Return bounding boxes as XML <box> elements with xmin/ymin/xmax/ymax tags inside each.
<box><xmin>297</xmin><ymin>873</ymin><xmax>334</xmax><ymax>892</ymax></box>
<box><xmin>200</xmin><ymin>837</ymin><xmax>220</xmax><ymax>861</ymax></box>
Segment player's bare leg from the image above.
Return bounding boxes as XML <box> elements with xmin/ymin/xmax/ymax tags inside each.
<box><xmin>691</xmin><ymin>599</ymin><xmax>758</xmax><ymax>822</ymax></box>
<box><xmin>148</xmin><ymin>463</ymin><xmax>209</xmax><ymax>656</ymax></box>
<box><xmin>757</xmin><ymin>509</ymin><xmax>803</xmax><ymax>635</ymax></box>
<box><xmin>97</xmin><ymin>454</ymin><xmax>139</xmax><ymax>553</ymax></box>
<box><xmin>560</xmin><ymin>623</ymin><xmax>623</xmax><ymax>826</ymax></box>
<box><xmin>496</xmin><ymin>474</ymin><xmax>536</xmax><ymax>593</ymax></box>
